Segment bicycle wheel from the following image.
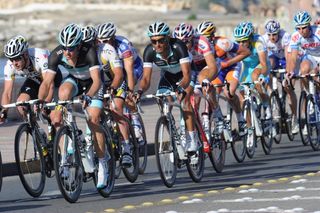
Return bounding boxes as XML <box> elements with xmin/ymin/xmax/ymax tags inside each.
<box><xmin>299</xmin><ymin>91</ymin><xmax>309</xmax><ymax>146</ymax></box>
<box><xmin>14</xmin><ymin>123</ymin><xmax>45</xmax><ymax>197</ymax></box>
<box><xmin>305</xmin><ymin>95</ymin><xmax>320</xmax><ymax>151</ymax></box>
<box><xmin>230</xmin><ymin>108</ymin><xmax>246</xmax><ymax>163</ymax></box>
<box><xmin>261</xmin><ymin>104</ymin><xmax>273</xmax><ymax>155</ymax></box>
<box><xmin>243</xmin><ymin>100</ymin><xmax>256</xmax><ymax>158</ymax></box>
<box><xmin>270</xmin><ymin>91</ymin><xmax>282</xmax><ymax>144</ymax></box>
<box><xmin>122</xmin><ymin>118</ymin><xmax>139</xmax><ymax>183</ymax></box>
<box><xmin>154</xmin><ymin>116</ymin><xmax>177</xmax><ymax>188</ymax></box>
<box><xmin>136</xmin><ymin>113</ymin><xmax>148</xmax><ymax>175</ymax></box>
<box><xmin>0</xmin><ymin>151</ymin><xmax>2</xmax><ymax>192</ymax></box>
<box><xmin>54</xmin><ymin>125</ymin><xmax>83</xmax><ymax>203</ymax></box>
<box><xmin>282</xmin><ymin>92</ymin><xmax>295</xmax><ymax>141</ymax></box>
<box><xmin>96</xmin><ymin>127</ymin><xmax>116</xmax><ymax>198</ymax></box>
<box><xmin>186</xmin><ymin>123</ymin><xmax>205</xmax><ymax>182</ymax></box>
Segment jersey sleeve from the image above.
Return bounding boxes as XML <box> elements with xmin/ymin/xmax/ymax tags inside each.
<box><xmin>3</xmin><ymin>60</ymin><xmax>15</xmax><ymax>81</ymax></box>
<box><xmin>47</xmin><ymin>46</ymin><xmax>62</xmax><ymax>74</ymax></box>
<box><xmin>119</xmin><ymin>43</ymin><xmax>133</xmax><ymax>59</ymax></box>
<box><xmin>281</xmin><ymin>32</ymin><xmax>291</xmax><ymax>48</ymax></box>
<box><xmin>215</xmin><ymin>37</ymin><xmax>237</xmax><ymax>57</ymax></box>
<box><xmin>36</xmin><ymin>49</ymin><xmax>50</xmax><ymax>73</ymax></box>
<box><xmin>143</xmin><ymin>44</ymin><xmax>155</xmax><ymax>68</ymax></box>
<box><xmin>198</xmin><ymin>35</ymin><xmax>214</xmax><ymax>57</ymax></box>
<box><xmin>289</xmin><ymin>31</ymin><xmax>301</xmax><ymax>50</ymax></box>
<box><xmin>86</xmin><ymin>45</ymin><xmax>100</xmax><ymax>71</ymax></box>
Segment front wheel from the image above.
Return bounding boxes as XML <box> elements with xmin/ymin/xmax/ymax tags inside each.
<box><xmin>270</xmin><ymin>91</ymin><xmax>282</xmax><ymax>144</ymax></box>
<box><xmin>154</xmin><ymin>116</ymin><xmax>177</xmax><ymax>188</ymax></box>
<box><xmin>261</xmin><ymin>104</ymin><xmax>273</xmax><ymax>155</ymax></box>
<box><xmin>14</xmin><ymin>123</ymin><xmax>45</xmax><ymax>197</ymax></box>
<box><xmin>282</xmin><ymin>92</ymin><xmax>295</xmax><ymax>141</ymax></box>
<box><xmin>243</xmin><ymin>100</ymin><xmax>256</xmax><ymax>159</ymax></box>
<box><xmin>305</xmin><ymin>95</ymin><xmax>320</xmax><ymax>151</ymax></box>
<box><xmin>299</xmin><ymin>91</ymin><xmax>309</xmax><ymax>146</ymax></box>
<box><xmin>54</xmin><ymin>125</ymin><xmax>83</xmax><ymax>203</ymax></box>
<box><xmin>230</xmin><ymin>108</ymin><xmax>246</xmax><ymax>163</ymax></box>
<box><xmin>186</xmin><ymin>124</ymin><xmax>205</xmax><ymax>182</ymax></box>
<box><xmin>135</xmin><ymin>113</ymin><xmax>148</xmax><ymax>175</ymax></box>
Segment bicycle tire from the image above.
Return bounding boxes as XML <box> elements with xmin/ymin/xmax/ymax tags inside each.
<box><xmin>96</xmin><ymin>126</ymin><xmax>116</xmax><ymax>198</ymax></box>
<box><xmin>186</xmin><ymin>123</ymin><xmax>205</xmax><ymax>182</ymax></box>
<box><xmin>261</xmin><ymin>104</ymin><xmax>273</xmax><ymax>155</ymax></box>
<box><xmin>270</xmin><ymin>91</ymin><xmax>282</xmax><ymax>144</ymax></box>
<box><xmin>122</xmin><ymin>117</ymin><xmax>139</xmax><ymax>183</ymax></box>
<box><xmin>136</xmin><ymin>113</ymin><xmax>148</xmax><ymax>175</ymax></box>
<box><xmin>0</xmin><ymin>151</ymin><xmax>2</xmax><ymax>192</ymax></box>
<box><xmin>243</xmin><ymin>100</ymin><xmax>256</xmax><ymax>159</ymax></box>
<box><xmin>305</xmin><ymin>95</ymin><xmax>320</xmax><ymax>151</ymax></box>
<box><xmin>54</xmin><ymin>125</ymin><xmax>83</xmax><ymax>203</ymax></box>
<box><xmin>298</xmin><ymin>91</ymin><xmax>309</xmax><ymax>146</ymax></box>
<box><xmin>230</xmin><ymin>108</ymin><xmax>246</xmax><ymax>163</ymax></box>
<box><xmin>154</xmin><ymin>116</ymin><xmax>177</xmax><ymax>188</ymax></box>
<box><xmin>14</xmin><ymin>123</ymin><xmax>45</xmax><ymax>197</ymax></box>
<box><xmin>282</xmin><ymin>92</ymin><xmax>295</xmax><ymax>141</ymax></box>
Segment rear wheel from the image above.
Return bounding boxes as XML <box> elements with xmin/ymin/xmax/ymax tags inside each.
<box><xmin>54</xmin><ymin>125</ymin><xmax>83</xmax><ymax>203</ymax></box>
<box><xmin>243</xmin><ymin>100</ymin><xmax>256</xmax><ymax>158</ymax></box>
<box><xmin>299</xmin><ymin>91</ymin><xmax>309</xmax><ymax>145</ymax></box>
<box><xmin>154</xmin><ymin>116</ymin><xmax>177</xmax><ymax>188</ymax></box>
<box><xmin>230</xmin><ymin>108</ymin><xmax>246</xmax><ymax>163</ymax></box>
<box><xmin>270</xmin><ymin>91</ymin><xmax>282</xmax><ymax>144</ymax></box>
<box><xmin>14</xmin><ymin>124</ymin><xmax>45</xmax><ymax>197</ymax></box>
<box><xmin>261</xmin><ymin>103</ymin><xmax>273</xmax><ymax>155</ymax></box>
<box><xmin>283</xmin><ymin>92</ymin><xmax>295</xmax><ymax>141</ymax></box>
<box><xmin>305</xmin><ymin>95</ymin><xmax>320</xmax><ymax>151</ymax></box>
<box><xmin>135</xmin><ymin>114</ymin><xmax>148</xmax><ymax>175</ymax></box>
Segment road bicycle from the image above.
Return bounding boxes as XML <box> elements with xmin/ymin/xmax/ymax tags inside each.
<box><xmin>102</xmin><ymin>94</ymin><xmax>140</xmax><ymax>183</ymax></box>
<box><xmin>49</xmin><ymin>99</ymin><xmax>115</xmax><ymax>203</ymax></box>
<box><xmin>1</xmin><ymin>100</ymin><xmax>53</xmax><ymax>197</ymax></box>
<box><xmin>269</xmin><ymin>69</ymin><xmax>296</xmax><ymax>143</ymax></box>
<box><xmin>147</xmin><ymin>92</ymin><xmax>205</xmax><ymax>188</ymax></box>
<box><xmin>241</xmin><ymin>81</ymin><xmax>274</xmax><ymax>158</ymax></box>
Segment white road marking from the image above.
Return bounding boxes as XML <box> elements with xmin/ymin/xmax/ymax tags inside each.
<box><xmin>212</xmin><ymin>196</ymin><xmax>320</xmax><ymax>203</ymax></box>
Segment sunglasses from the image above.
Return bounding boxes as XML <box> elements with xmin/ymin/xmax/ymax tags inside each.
<box><xmin>150</xmin><ymin>37</ymin><xmax>167</xmax><ymax>45</ymax></box>
<box><xmin>62</xmin><ymin>46</ymin><xmax>78</xmax><ymax>52</ymax></box>
<box><xmin>9</xmin><ymin>55</ymin><xmax>23</xmax><ymax>62</ymax></box>
<box><xmin>296</xmin><ymin>26</ymin><xmax>308</xmax><ymax>31</ymax></box>
<box><xmin>98</xmin><ymin>38</ymin><xmax>112</xmax><ymax>44</ymax></box>
<box><xmin>268</xmin><ymin>33</ymin><xmax>278</xmax><ymax>36</ymax></box>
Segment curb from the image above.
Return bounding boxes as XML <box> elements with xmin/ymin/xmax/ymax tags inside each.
<box><xmin>2</xmin><ymin>143</ymin><xmax>155</xmax><ymax>177</ymax></box>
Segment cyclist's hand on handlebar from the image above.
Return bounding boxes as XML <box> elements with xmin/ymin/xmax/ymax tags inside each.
<box><xmin>106</xmin><ymin>87</ymin><xmax>116</xmax><ymax>97</ymax></box>
<box><xmin>0</xmin><ymin>109</ymin><xmax>7</xmax><ymax>124</ymax></box>
<box><xmin>126</xmin><ymin>89</ymin><xmax>134</xmax><ymax>102</ymax></box>
<box><xmin>34</xmin><ymin>99</ymin><xmax>46</xmax><ymax>112</ymax></box>
<box><xmin>133</xmin><ymin>90</ymin><xmax>143</xmax><ymax>103</ymax></box>
<box><xmin>81</xmin><ymin>94</ymin><xmax>92</xmax><ymax>109</ymax></box>
<box><xmin>175</xmin><ymin>85</ymin><xmax>186</xmax><ymax>102</ymax></box>
<box><xmin>201</xmin><ymin>79</ymin><xmax>212</xmax><ymax>94</ymax></box>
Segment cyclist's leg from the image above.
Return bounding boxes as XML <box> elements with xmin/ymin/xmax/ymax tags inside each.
<box><xmin>17</xmin><ymin>79</ymin><xmax>40</xmax><ymax>119</ymax></box>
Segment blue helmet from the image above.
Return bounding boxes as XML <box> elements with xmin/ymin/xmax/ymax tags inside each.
<box><xmin>58</xmin><ymin>23</ymin><xmax>83</xmax><ymax>47</ymax></box>
<box><xmin>294</xmin><ymin>11</ymin><xmax>312</xmax><ymax>26</ymax></box>
<box><xmin>147</xmin><ymin>21</ymin><xmax>170</xmax><ymax>37</ymax></box>
<box><xmin>265</xmin><ymin>20</ymin><xmax>280</xmax><ymax>34</ymax></box>
<box><xmin>233</xmin><ymin>22</ymin><xmax>254</xmax><ymax>41</ymax></box>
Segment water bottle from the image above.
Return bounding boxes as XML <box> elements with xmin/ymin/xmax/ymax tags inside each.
<box><xmin>39</xmin><ymin>128</ymin><xmax>48</xmax><ymax>157</ymax></box>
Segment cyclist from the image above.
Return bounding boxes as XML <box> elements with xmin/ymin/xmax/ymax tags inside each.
<box><xmin>196</xmin><ymin>21</ymin><xmax>251</xmax><ymax>136</ymax></box>
<box><xmin>81</xmin><ymin>25</ymin><xmax>97</xmax><ymax>47</ymax></box>
<box><xmin>136</xmin><ymin>21</ymin><xmax>198</xmax><ymax>154</ymax></box>
<box><xmin>262</xmin><ymin>19</ymin><xmax>299</xmax><ymax>134</ymax></box>
<box><xmin>287</xmin><ymin>11</ymin><xmax>320</xmax><ymax>134</ymax></box>
<box><xmin>96</xmin><ymin>22</ymin><xmax>145</xmax><ymax>147</ymax></box>
<box><xmin>233</xmin><ymin>22</ymin><xmax>273</xmax><ymax>136</ymax></box>
<box><xmin>172</xmin><ymin>22</ymin><xmax>219</xmax><ymax>142</ymax></box>
<box><xmin>0</xmin><ymin>35</ymin><xmax>61</xmax><ymax>123</ymax></box>
<box><xmin>37</xmin><ymin>23</ymin><xmax>108</xmax><ymax>189</ymax></box>
<box><xmin>96</xmin><ymin>23</ymin><xmax>136</xmax><ymax>167</ymax></box>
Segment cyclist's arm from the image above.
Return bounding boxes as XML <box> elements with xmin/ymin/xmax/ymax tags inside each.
<box><xmin>123</xmin><ymin>56</ymin><xmax>135</xmax><ymax>91</ymax></box>
<box><xmin>1</xmin><ymin>80</ymin><xmax>13</xmax><ymax>107</ymax></box>
<box><xmin>38</xmin><ymin>71</ymin><xmax>55</xmax><ymax>101</ymax></box>
<box><xmin>87</xmin><ymin>67</ymin><xmax>101</xmax><ymax>98</ymax></box>
<box><xmin>110</xmin><ymin>66</ymin><xmax>124</xmax><ymax>89</ymax></box>
<box><xmin>138</xmin><ymin>66</ymin><xmax>152</xmax><ymax>92</ymax></box>
<box><xmin>179</xmin><ymin>61</ymin><xmax>191</xmax><ymax>89</ymax></box>
<box><xmin>42</xmin><ymin>71</ymin><xmax>55</xmax><ymax>103</ymax></box>
<box><xmin>256</xmin><ymin>50</ymin><xmax>268</xmax><ymax>76</ymax></box>
<box><xmin>286</xmin><ymin>48</ymin><xmax>299</xmax><ymax>74</ymax></box>
<box><xmin>228</xmin><ymin>45</ymin><xmax>251</xmax><ymax>66</ymax></box>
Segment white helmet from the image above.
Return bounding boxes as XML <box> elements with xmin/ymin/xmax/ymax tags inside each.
<box><xmin>96</xmin><ymin>22</ymin><xmax>116</xmax><ymax>40</ymax></box>
<box><xmin>265</xmin><ymin>20</ymin><xmax>280</xmax><ymax>34</ymax></box>
<box><xmin>4</xmin><ymin>35</ymin><xmax>28</xmax><ymax>59</ymax></box>
<box><xmin>172</xmin><ymin>23</ymin><xmax>194</xmax><ymax>42</ymax></box>
<box><xmin>147</xmin><ymin>21</ymin><xmax>170</xmax><ymax>37</ymax></box>
<box><xmin>81</xmin><ymin>25</ymin><xmax>97</xmax><ymax>43</ymax></box>
<box><xmin>58</xmin><ymin>23</ymin><xmax>83</xmax><ymax>47</ymax></box>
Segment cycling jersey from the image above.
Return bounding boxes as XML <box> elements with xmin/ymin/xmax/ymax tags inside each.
<box><xmin>263</xmin><ymin>29</ymin><xmax>290</xmax><ymax>59</ymax></box>
<box><xmin>47</xmin><ymin>43</ymin><xmax>99</xmax><ymax>80</ymax></box>
<box><xmin>114</xmin><ymin>35</ymin><xmax>143</xmax><ymax>81</ymax></box>
<box><xmin>4</xmin><ymin>48</ymin><xmax>49</xmax><ymax>84</ymax></box>
<box><xmin>143</xmin><ymin>38</ymin><xmax>190</xmax><ymax>74</ymax></box>
<box><xmin>240</xmin><ymin>34</ymin><xmax>268</xmax><ymax>83</ymax></box>
<box><xmin>189</xmin><ymin>35</ymin><xmax>214</xmax><ymax>72</ymax></box>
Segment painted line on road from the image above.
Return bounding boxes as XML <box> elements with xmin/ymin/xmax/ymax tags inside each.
<box><xmin>212</xmin><ymin>195</ymin><xmax>320</xmax><ymax>203</ymax></box>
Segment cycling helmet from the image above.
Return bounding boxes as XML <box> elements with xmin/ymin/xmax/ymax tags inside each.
<box><xmin>294</xmin><ymin>11</ymin><xmax>312</xmax><ymax>26</ymax></box>
<box><xmin>81</xmin><ymin>25</ymin><xmax>97</xmax><ymax>42</ymax></box>
<box><xmin>172</xmin><ymin>23</ymin><xmax>194</xmax><ymax>42</ymax></box>
<box><xmin>147</xmin><ymin>21</ymin><xmax>170</xmax><ymax>37</ymax></box>
<box><xmin>58</xmin><ymin>23</ymin><xmax>83</xmax><ymax>47</ymax></box>
<box><xmin>196</xmin><ymin>21</ymin><xmax>216</xmax><ymax>37</ymax></box>
<box><xmin>265</xmin><ymin>20</ymin><xmax>280</xmax><ymax>34</ymax></box>
<box><xmin>233</xmin><ymin>22</ymin><xmax>254</xmax><ymax>41</ymax></box>
<box><xmin>4</xmin><ymin>35</ymin><xmax>29</xmax><ymax>59</ymax></box>
<box><xmin>96</xmin><ymin>22</ymin><xmax>116</xmax><ymax>40</ymax></box>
